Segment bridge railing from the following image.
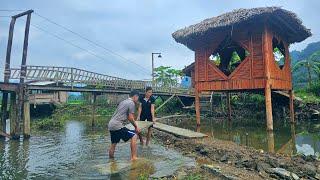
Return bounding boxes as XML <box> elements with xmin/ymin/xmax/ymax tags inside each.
<box><xmin>9</xmin><ymin>65</ymin><xmax>193</xmax><ymax>94</ymax></box>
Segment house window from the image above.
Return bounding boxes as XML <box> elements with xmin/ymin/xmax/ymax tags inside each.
<box><xmin>272</xmin><ymin>37</ymin><xmax>286</xmax><ymax>69</ymax></box>
<box><xmin>209</xmin><ymin>36</ymin><xmax>249</xmax><ymax>76</ymax></box>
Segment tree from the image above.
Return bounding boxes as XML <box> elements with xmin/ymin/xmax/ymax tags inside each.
<box><xmin>154</xmin><ymin>66</ymin><xmax>183</xmax><ymax>87</ymax></box>
<box><xmin>293</xmin><ymin>51</ymin><xmax>320</xmax><ymax>87</ymax></box>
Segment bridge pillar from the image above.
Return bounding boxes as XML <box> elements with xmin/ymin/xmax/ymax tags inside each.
<box><xmin>9</xmin><ymin>92</ymin><xmax>19</xmax><ymax>139</ymax></box>
<box><xmin>1</xmin><ymin>92</ymin><xmax>9</xmax><ymax>133</ymax></box>
<box><xmin>91</xmin><ymin>93</ymin><xmax>97</xmax><ymax>127</ymax></box>
<box><xmin>23</xmin><ymin>95</ymin><xmax>30</xmax><ymax>138</ymax></box>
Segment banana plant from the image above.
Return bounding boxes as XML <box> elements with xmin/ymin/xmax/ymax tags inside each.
<box><xmin>293</xmin><ymin>51</ymin><xmax>320</xmax><ymax>87</ymax></box>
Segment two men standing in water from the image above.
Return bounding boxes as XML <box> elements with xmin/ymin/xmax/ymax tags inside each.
<box><xmin>108</xmin><ymin>87</ymin><xmax>156</xmax><ymax>160</ymax></box>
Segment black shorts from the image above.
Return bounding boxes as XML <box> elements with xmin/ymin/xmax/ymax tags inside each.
<box><xmin>110</xmin><ymin>127</ymin><xmax>136</xmax><ymax>144</ymax></box>
<box><xmin>140</xmin><ymin>114</ymin><xmax>152</xmax><ymax>121</ymax></box>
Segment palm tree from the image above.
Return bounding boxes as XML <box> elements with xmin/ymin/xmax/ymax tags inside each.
<box><xmin>293</xmin><ymin>51</ymin><xmax>320</xmax><ymax>87</ymax></box>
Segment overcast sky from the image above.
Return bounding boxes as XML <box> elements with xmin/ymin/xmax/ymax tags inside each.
<box><xmin>0</xmin><ymin>0</ymin><xmax>319</xmax><ymax>80</ymax></box>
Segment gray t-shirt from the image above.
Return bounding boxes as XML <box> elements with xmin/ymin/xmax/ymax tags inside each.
<box><xmin>108</xmin><ymin>98</ymin><xmax>135</xmax><ymax>131</ymax></box>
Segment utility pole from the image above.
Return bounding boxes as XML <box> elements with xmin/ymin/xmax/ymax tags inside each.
<box><xmin>151</xmin><ymin>52</ymin><xmax>161</xmax><ymax>86</ymax></box>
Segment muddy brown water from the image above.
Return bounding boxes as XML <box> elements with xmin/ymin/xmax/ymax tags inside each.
<box><xmin>0</xmin><ymin>119</ymin><xmax>195</xmax><ymax>179</ymax></box>
<box><xmin>174</xmin><ymin>117</ymin><xmax>320</xmax><ymax>157</ymax></box>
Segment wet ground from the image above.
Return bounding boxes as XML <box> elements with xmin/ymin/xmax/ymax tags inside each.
<box><xmin>0</xmin><ymin>120</ymin><xmax>195</xmax><ymax>179</ymax></box>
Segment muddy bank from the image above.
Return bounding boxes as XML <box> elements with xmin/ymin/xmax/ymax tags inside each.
<box><xmin>152</xmin><ymin>129</ymin><xmax>320</xmax><ymax>179</ymax></box>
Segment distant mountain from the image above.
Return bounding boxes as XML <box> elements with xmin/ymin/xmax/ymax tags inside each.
<box><xmin>291</xmin><ymin>41</ymin><xmax>320</xmax><ymax>64</ymax></box>
<box><xmin>290</xmin><ymin>41</ymin><xmax>320</xmax><ymax>88</ymax></box>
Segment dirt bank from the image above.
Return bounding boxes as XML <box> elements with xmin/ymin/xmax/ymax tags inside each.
<box><xmin>152</xmin><ymin>129</ymin><xmax>320</xmax><ymax>179</ymax></box>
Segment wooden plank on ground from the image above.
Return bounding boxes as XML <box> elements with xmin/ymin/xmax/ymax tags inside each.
<box><xmin>153</xmin><ymin>122</ymin><xmax>208</xmax><ymax>138</ymax></box>
<box><xmin>125</xmin><ymin>121</ymin><xmax>153</xmax><ymax>131</ymax></box>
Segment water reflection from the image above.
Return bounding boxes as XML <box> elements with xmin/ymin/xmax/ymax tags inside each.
<box><xmin>0</xmin><ymin>119</ymin><xmax>195</xmax><ymax>179</ymax></box>
<box><xmin>177</xmin><ymin>117</ymin><xmax>320</xmax><ymax>157</ymax></box>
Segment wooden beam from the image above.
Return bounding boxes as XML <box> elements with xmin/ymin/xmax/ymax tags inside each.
<box><xmin>155</xmin><ymin>94</ymin><xmax>175</xmax><ymax>113</ymax></box>
<box><xmin>175</xmin><ymin>96</ymin><xmax>186</xmax><ymax>107</ymax></box>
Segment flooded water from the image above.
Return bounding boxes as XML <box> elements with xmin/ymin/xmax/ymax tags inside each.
<box><xmin>0</xmin><ymin>120</ymin><xmax>195</xmax><ymax>179</ymax></box>
<box><xmin>176</xmin><ymin>117</ymin><xmax>320</xmax><ymax>157</ymax></box>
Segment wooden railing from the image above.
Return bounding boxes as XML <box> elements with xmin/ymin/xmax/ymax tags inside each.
<box><xmin>9</xmin><ymin>65</ymin><xmax>193</xmax><ymax>95</ymax></box>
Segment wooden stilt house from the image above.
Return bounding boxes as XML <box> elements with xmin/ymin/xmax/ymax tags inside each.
<box><xmin>173</xmin><ymin>7</ymin><xmax>311</xmax><ymax>130</ymax></box>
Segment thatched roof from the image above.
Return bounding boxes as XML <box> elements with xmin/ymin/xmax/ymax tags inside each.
<box><xmin>172</xmin><ymin>7</ymin><xmax>311</xmax><ymax>50</ymax></box>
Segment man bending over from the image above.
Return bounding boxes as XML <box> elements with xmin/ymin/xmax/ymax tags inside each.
<box><xmin>108</xmin><ymin>90</ymin><xmax>141</xmax><ymax>161</ymax></box>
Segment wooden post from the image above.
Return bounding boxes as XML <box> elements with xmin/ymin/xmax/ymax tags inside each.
<box><xmin>1</xmin><ymin>18</ymin><xmax>17</xmax><ymax>133</ymax></box>
<box><xmin>267</xmin><ymin>131</ymin><xmax>275</xmax><ymax>153</ymax></box>
<box><xmin>226</xmin><ymin>92</ymin><xmax>231</xmax><ymax>121</ymax></box>
<box><xmin>23</xmin><ymin>95</ymin><xmax>30</xmax><ymax>138</ymax></box>
<box><xmin>263</xmin><ymin>25</ymin><xmax>273</xmax><ymax>131</ymax></box>
<box><xmin>290</xmin><ymin>124</ymin><xmax>297</xmax><ymax>155</ymax></box>
<box><xmin>265</xmin><ymin>84</ymin><xmax>273</xmax><ymax>131</ymax></box>
<box><xmin>195</xmin><ymin>89</ymin><xmax>201</xmax><ymax>126</ymax></box>
<box><xmin>289</xmin><ymin>90</ymin><xmax>295</xmax><ymax>123</ymax></box>
<box><xmin>1</xmin><ymin>92</ymin><xmax>8</xmax><ymax>133</ymax></box>
<box><xmin>9</xmin><ymin>92</ymin><xmax>19</xmax><ymax>139</ymax></box>
<box><xmin>92</xmin><ymin>93</ymin><xmax>97</xmax><ymax>127</ymax></box>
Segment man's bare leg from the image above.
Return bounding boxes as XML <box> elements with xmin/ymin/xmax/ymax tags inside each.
<box><xmin>138</xmin><ymin>133</ymin><xmax>144</xmax><ymax>145</ymax></box>
<box><xmin>146</xmin><ymin>127</ymin><xmax>152</xmax><ymax>146</ymax></box>
<box><xmin>109</xmin><ymin>143</ymin><xmax>117</xmax><ymax>159</ymax></box>
<box><xmin>130</xmin><ymin>134</ymin><xmax>138</xmax><ymax>160</ymax></box>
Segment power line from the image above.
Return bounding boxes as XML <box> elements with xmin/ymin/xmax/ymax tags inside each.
<box><xmin>33</xmin><ymin>12</ymin><xmax>151</xmax><ymax>74</ymax></box>
<box><xmin>30</xmin><ymin>23</ymin><xmax>149</xmax><ymax>78</ymax></box>
<box><xmin>30</xmin><ymin>23</ymin><xmax>118</xmax><ymax>66</ymax></box>
<box><xmin>0</xmin><ymin>10</ymin><xmax>25</xmax><ymax>12</ymax></box>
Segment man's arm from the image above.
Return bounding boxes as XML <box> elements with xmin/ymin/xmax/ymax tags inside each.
<box><xmin>136</xmin><ymin>103</ymin><xmax>142</xmax><ymax>121</ymax></box>
<box><xmin>151</xmin><ymin>104</ymin><xmax>155</xmax><ymax>123</ymax></box>
<box><xmin>128</xmin><ymin>113</ymin><xmax>140</xmax><ymax>133</ymax></box>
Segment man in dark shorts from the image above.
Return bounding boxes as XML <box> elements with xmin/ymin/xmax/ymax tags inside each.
<box><xmin>136</xmin><ymin>87</ymin><xmax>156</xmax><ymax>146</ymax></box>
<box><xmin>108</xmin><ymin>90</ymin><xmax>141</xmax><ymax>161</ymax></box>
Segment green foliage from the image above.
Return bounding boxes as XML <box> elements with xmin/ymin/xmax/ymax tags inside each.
<box><xmin>295</xmin><ymin>81</ymin><xmax>320</xmax><ymax>103</ymax></box>
<box><xmin>32</xmin><ymin>117</ymin><xmax>66</xmax><ymax>130</ymax></box>
<box><xmin>183</xmin><ymin>173</ymin><xmax>203</xmax><ymax>180</ymax></box>
<box><xmin>154</xmin><ymin>66</ymin><xmax>183</xmax><ymax>86</ymax></box>
<box><xmin>32</xmin><ymin>104</ymin><xmax>116</xmax><ymax>130</ymax></box>
<box><xmin>273</xmin><ymin>47</ymin><xmax>285</xmax><ymax>66</ymax></box>
<box><xmin>292</xmin><ymin>47</ymin><xmax>320</xmax><ymax>88</ymax></box>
